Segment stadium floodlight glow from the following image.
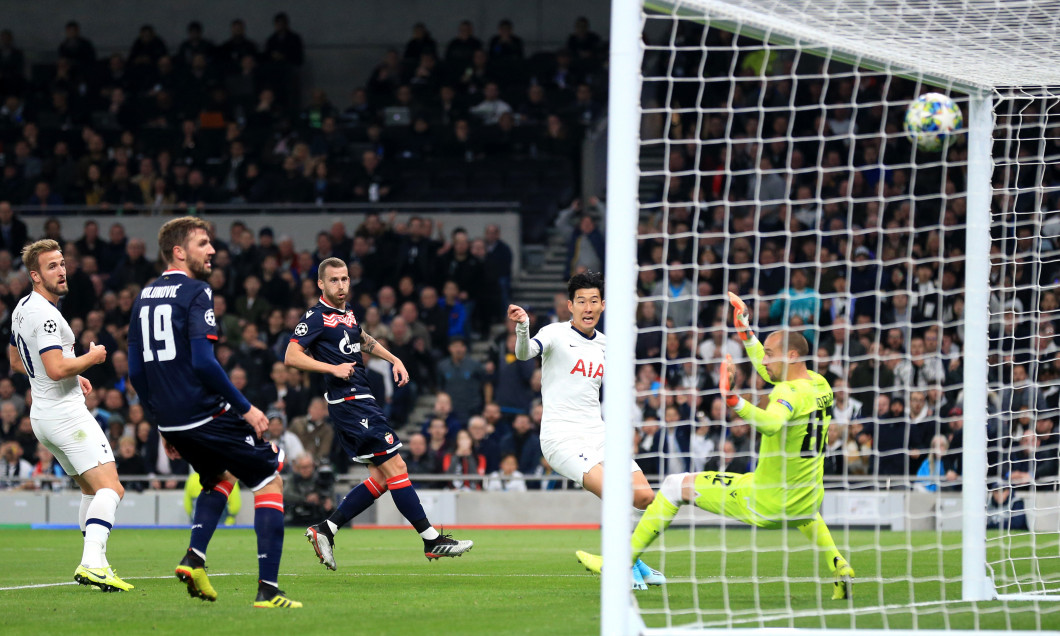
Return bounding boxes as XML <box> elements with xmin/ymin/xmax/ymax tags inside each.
<box><xmin>602</xmin><ymin>0</ymin><xmax>1060</xmax><ymax>633</ymax></box>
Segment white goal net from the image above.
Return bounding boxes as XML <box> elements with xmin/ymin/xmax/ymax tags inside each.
<box><xmin>600</xmin><ymin>0</ymin><xmax>1060</xmax><ymax>633</ymax></box>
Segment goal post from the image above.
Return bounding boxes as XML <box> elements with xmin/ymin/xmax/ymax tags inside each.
<box><xmin>601</xmin><ymin>0</ymin><xmax>1060</xmax><ymax>633</ymax></box>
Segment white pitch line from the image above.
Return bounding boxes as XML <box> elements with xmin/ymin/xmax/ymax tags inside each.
<box><xmin>0</xmin><ymin>572</ymin><xmax>246</xmax><ymax>592</ymax></box>
<box><xmin>0</xmin><ymin>571</ymin><xmax>589</xmax><ymax>592</ymax></box>
<box><xmin>688</xmin><ymin>598</ymin><xmax>992</xmax><ymax>628</ymax></box>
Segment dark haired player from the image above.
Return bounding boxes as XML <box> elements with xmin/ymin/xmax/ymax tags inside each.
<box><xmin>508</xmin><ymin>271</ymin><xmax>665</xmax><ymax>589</ymax></box>
<box><xmin>128</xmin><ymin>216</ymin><xmax>299</xmax><ymax>608</ymax></box>
<box><xmin>287</xmin><ymin>257</ymin><xmax>472</xmax><ymax>570</ymax></box>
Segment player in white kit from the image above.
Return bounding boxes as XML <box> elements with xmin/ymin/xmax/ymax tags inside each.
<box><xmin>509</xmin><ymin>271</ymin><xmax>664</xmax><ymax>589</ymax></box>
<box><xmin>8</xmin><ymin>239</ymin><xmax>131</xmax><ymax>592</ymax></box>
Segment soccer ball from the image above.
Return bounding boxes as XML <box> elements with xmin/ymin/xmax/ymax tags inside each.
<box><xmin>904</xmin><ymin>92</ymin><xmax>963</xmax><ymax>152</ymax></box>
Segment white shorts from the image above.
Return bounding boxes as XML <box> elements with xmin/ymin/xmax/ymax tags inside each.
<box><xmin>32</xmin><ymin>409</ymin><xmax>114</xmax><ymax>477</ymax></box>
<box><xmin>541</xmin><ymin>434</ymin><xmax>642</xmax><ymax>488</ymax></box>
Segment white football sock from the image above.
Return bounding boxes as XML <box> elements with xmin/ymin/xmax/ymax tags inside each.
<box><xmin>326</xmin><ymin>520</ymin><xmax>339</xmax><ymax>535</ymax></box>
<box><xmin>82</xmin><ymin>488</ymin><xmax>120</xmax><ymax>569</ymax></box>
<box><xmin>420</xmin><ymin>527</ymin><xmax>440</xmax><ymax>541</ymax></box>
<box><xmin>78</xmin><ymin>494</ymin><xmax>93</xmax><ymax>535</ymax></box>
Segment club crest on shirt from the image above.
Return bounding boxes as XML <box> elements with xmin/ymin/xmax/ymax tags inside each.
<box><xmin>385</xmin><ymin>432</ymin><xmax>394</xmax><ymax>445</ymax></box>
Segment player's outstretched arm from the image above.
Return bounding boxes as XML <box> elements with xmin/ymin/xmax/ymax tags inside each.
<box><xmin>729</xmin><ymin>292</ymin><xmax>772</xmax><ymax>385</ymax></box>
<box><xmin>508</xmin><ymin>304</ymin><xmax>541</xmax><ymax>360</ymax></box>
<box><xmin>40</xmin><ymin>341</ymin><xmax>106</xmax><ymax>381</ymax></box>
<box><xmin>188</xmin><ymin>337</ymin><xmax>253</xmax><ymax>414</ymax></box>
<box><xmin>284</xmin><ymin>341</ymin><xmax>355</xmax><ymax>380</ymax></box>
<box><xmin>720</xmin><ymin>353</ymin><xmax>787</xmax><ymax>436</ymax></box>
<box><xmin>359</xmin><ymin>330</ymin><xmax>410</xmax><ymax>387</ymax></box>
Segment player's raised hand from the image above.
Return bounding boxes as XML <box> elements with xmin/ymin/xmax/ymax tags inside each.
<box><xmin>243</xmin><ymin>405</ymin><xmax>269</xmax><ymax>439</ymax></box>
<box><xmin>77</xmin><ymin>376</ymin><xmax>92</xmax><ymax>396</ymax></box>
<box><xmin>719</xmin><ymin>354</ymin><xmax>740</xmax><ymax>408</ymax></box>
<box><xmin>507</xmin><ymin>304</ymin><xmax>528</xmax><ymax>324</ymax></box>
<box><xmin>332</xmin><ymin>362</ymin><xmax>356</xmax><ymax>379</ymax></box>
<box><xmin>87</xmin><ymin>341</ymin><xmax>107</xmax><ymax>365</ymax></box>
<box><xmin>392</xmin><ymin>358</ymin><xmax>410</xmax><ymax>387</ymax></box>
<box><xmin>728</xmin><ymin>293</ymin><xmax>754</xmax><ymax>342</ymax></box>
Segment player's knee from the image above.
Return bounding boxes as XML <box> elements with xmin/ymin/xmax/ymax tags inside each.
<box><xmin>633</xmin><ymin>488</ymin><xmax>655</xmax><ymax>510</ymax></box>
<box><xmin>112</xmin><ymin>482</ymin><xmax>125</xmax><ymax>499</ymax></box>
<box><xmin>661</xmin><ymin>473</ymin><xmax>689</xmax><ymax>504</ymax></box>
<box><xmin>384</xmin><ymin>453</ymin><xmax>407</xmax><ymax>476</ymax></box>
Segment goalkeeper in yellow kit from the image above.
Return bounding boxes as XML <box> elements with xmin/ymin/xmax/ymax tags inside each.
<box><xmin>578</xmin><ymin>293</ymin><xmax>854</xmax><ymax>599</ymax></box>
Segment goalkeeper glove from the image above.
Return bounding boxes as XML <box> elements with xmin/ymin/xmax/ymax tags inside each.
<box><xmin>728</xmin><ymin>292</ymin><xmax>754</xmax><ymax>342</ymax></box>
<box><xmin>719</xmin><ymin>354</ymin><xmax>741</xmax><ymax>408</ymax></box>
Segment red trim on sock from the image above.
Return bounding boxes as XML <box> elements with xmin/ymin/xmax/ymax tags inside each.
<box><xmin>254</xmin><ymin>492</ymin><xmax>284</xmax><ymax>512</ymax></box>
<box><xmin>212</xmin><ymin>480</ymin><xmax>235</xmax><ymax>498</ymax></box>
<box><xmin>364</xmin><ymin>477</ymin><xmax>386</xmax><ymax>498</ymax></box>
<box><xmin>385</xmin><ymin>473</ymin><xmax>411</xmax><ymax>490</ymax></box>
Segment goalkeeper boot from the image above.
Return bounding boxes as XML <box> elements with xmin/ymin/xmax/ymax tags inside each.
<box><xmin>253</xmin><ymin>581</ymin><xmax>303</xmax><ymax>609</ymax></box>
<box><xmin>576</xmin><ymin>550</ymin><xmax>603</xmax><ymax>575</ymax></box>
<box><xmin>305</xmin><ymin>523</ymin><xmax>337</xmax><ymax>571</ymax></box>
<box><xmin>832</xmin><ymin>557</ymin><xmax>855</xmax><ymax>600</ymax></box>
<box><xmin>631</xmin><ymin>563</ymin><xmax>649</xmax><ymax>591</ymax></box>
<box><xmin>635</xmin><ymin>559</ymin><xmax>666</xmax><ymax>586</ymax></box>
<box><xmin>175</xmin><ymin>549</ymin><xmax>217</xmax><ymax>602</ymax></box>
<box><xmin>74</xmin><ymin>565</ymin><xmax>134</xmax><ymax>592</ymax></box>
<box><xmin>424</xmin><ymin>531</ymin><xmax>474</xmax><ymax>560</ymax></box>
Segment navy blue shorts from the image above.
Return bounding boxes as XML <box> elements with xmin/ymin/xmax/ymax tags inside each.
<box><xmin>329</xmin><ymin>398</ymin><xmax>402</xmax><ymax>467</ymax></box>
<box><xmin>163</xmin><ymin>411</ymin><xmax>281</xmax><ymax>490</ymax></box>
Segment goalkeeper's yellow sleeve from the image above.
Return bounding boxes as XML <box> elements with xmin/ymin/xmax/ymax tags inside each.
<box><xmin>743</xmin><ymin>336</ymin><xmax>773</xmax><ymax>386</ymax></box>
<box><xmin>733</xmin><ymin>397</ymin><xmax>790</xmax><ymax>436</ymax></box>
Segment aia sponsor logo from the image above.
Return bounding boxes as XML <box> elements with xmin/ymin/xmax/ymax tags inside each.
<box><xmin>570</xmin><ymin>359</ymin><xmax>604</xmax><ymax>378</ymax></box>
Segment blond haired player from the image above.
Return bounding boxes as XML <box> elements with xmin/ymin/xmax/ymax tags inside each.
<box><xmin>578</xmin><ymin>293</ymin><xmax>855</xmax><ymax>599</ymax></box>
<box><xmin>10</xmin><ymin>239</ymin><xmax>131</xmax><ymax>591</ymax></box>
<box><xmin>510</xmin><ymin>271</ymin><xmax>664</xmax><ymax>590</ymax></box>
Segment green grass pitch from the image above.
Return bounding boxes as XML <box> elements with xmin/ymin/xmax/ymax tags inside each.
<box><xmin>0</xmin><ymin>527</ymin><xmax>1055</xmax><ymax>634</ymax></box>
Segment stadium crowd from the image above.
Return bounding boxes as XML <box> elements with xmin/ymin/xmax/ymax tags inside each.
<box><xmin>0</xmin><ymin>15</ymin><xmax>1057</xmax><ymax>519</ymax></box>
<box><xmin>628</xmin><ymin>21</ymin><xmax>1060</xmax><ymax>491</ymax></box>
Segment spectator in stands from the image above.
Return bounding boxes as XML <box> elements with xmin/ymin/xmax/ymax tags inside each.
<box><xmin>438</xmin><ymin>335</ymin><xmax>486</xmax><ymax>421</ymax></box>
<box><xmin>634</xmin><ymin>416</ymin><xmax>670</xmax><ymax>482</ymax></box>
<box><xmin>466</xmin><ymin>414</ymin><xmax>500</xmax><ymax>473</ymax></box>
<box><xmin>914</xmin><ymin>434</ymin><xmax>958</xmax><ymax>492</ymax></box>
<box><xmin>488</xmin><ymin>19</ymin><xmax>524</xmax><ymax>61</ymax></box>
<box><xmin>426</xmin><ymin>417</ymin><xmax>452</xmax><ymax>468</ymax></box>
<box><xmin>895</xmin><ymin>335</ymin><xmax>946</xmax><ymax>390</ymax></box>
<box><xmin>491</xmin><ymin>332</ymin><xmax>536</xmax><ymax>419</ymax></box>
<box><xmin>289</xmin><ymin>397</ymin><xmax>334</xmax><ymax>465</ymax></box>
<box><xmin>986</xmin><ymin>485</ymin><xmax>1028</xmax><ymax>530</ymax></box>
<box><xmin>403</xmin><ymin>432</ymin><xmax>440</xmax><ymax>489</ymax></box>
<box><xmin>500</xmin><ymin>413</ymin><xmax>541</xmax><ymax>481</ymax></box>
<box><xmin>566</xmin><ymin>214</ymin><xmax>604</xmax><ymax>278</ymax></box>
<box><xmin>470</xmin><ymin>82</ymin><xmax>512</xmax><ymax>126</ymax></box>
<box><xmin>0</xmin><ymin>440</ymin><xmax>32</xmax><ymax>487</ymax></box>
<box><xmin>567</xmin><ymin>17</ymin><xmax>602</xmax><ymax>66</ymax></box>
<box><xmin>445</xmin><ymin>20</ymin><xmax>482</xmax><ymax>72</ymax></box>
<box><xmin>58</xmin><ymin>21</ymin><xmax>96</xmax><ymax>72</ymax></box>
<box><xmin>653</xmin><ymin>262</ymin><xmax>695</xmax><ymax>328</ymax></box>
<box><xmin>285</xmin><ymin>453</ymin><xmax>334</xmax><ymax>526</ymax></box>
<box><xmin>403</xmin><ymin>22</ymin><xmax>437</xmax><ymax>62</ymax></box>
<box><xmin>265</xmin><ymin>413</ymin><xmax>305</xmax><ymax>471</ymax></box>
<box><xmin>485</xmin><ymin>453</ymin><xmax>527</xmax><ymax>492</ymax></box>
<box><xmin>0</xmin><ymin>201</ymin><xmax>27</xmax><ymax>258</ymax></box>
<box><xmin>444</xmin><ymin>429</ymin><xmax>485</xmax><ymax>490</ymax></box>
<box><xmin>115</xmin><ymin>435</ymin><xmax>148</xmax><ymax>493</ymax></box>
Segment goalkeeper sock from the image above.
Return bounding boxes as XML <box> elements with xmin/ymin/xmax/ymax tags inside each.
<box><xmin>798</xmin><ymin>513</ymin><xmax>844</xmax><ymax>572</ymax></box>
<box><xmin>631</xmin><ymin>492</ymin><xmax>681</xmax><ymax>563</ymax></box>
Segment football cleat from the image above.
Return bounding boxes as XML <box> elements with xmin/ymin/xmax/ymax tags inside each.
<box><xmin>424</xmin><ymin>532</ymin><xmax>474</xmax><ymax>560</ymax></box>
<box><xmin>74</xmin><ymin>565</ymin><xmax>134</xmax><ymax>592</ymax></box>
<box><xmin>254</xmin><ymin>587</ymin><xmax>303</xmax><ymax>609</ymax></box>
<box><xmin>832</xmin><ymin>557</ymin><xmax>855</xmax><ymax>600</ymax></box>
<box><xmin>576</xmin><ymin>551</ymin><xmax>651</xmax><ymax>590</ymax></box>
<box><xmin>576</xmin><ymin>550</ymin><xmax>602</xmax><ymax>575</ymax></box>
<box><xmin>175</xmin><ymin>550</ymin><xmax>217</xmax><ymax>602</ymax></box>
<box><xmin>631</xmin><ymin>562</ymin><xmax>648</xmax><ymax>591</ymax></box>
<box><xmin>635</xmin><ymin>559</ymin><xmax>666</xmax><ymax>586</ymax></box>
<box><xmin>305</xmin><ymin>524</ymin><xmax>336</xmax><ymax>570</ymax></box>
